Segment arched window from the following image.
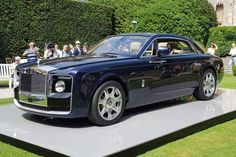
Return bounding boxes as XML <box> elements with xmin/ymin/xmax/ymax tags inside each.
<box><xmin>216</xmin><ymin>3</ymin><xmax>224</xmax><ymax>25</ymax></box>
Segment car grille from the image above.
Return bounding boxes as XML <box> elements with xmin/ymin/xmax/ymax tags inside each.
<box><xmin>17</xmin><ymin>68</ymin><xmax>71</xmax><ymax>112</ymax></box>
<box><xmin>20</xmin><ymin>73</ymin><xmax>46</xmax><ymax>94</ymax></box>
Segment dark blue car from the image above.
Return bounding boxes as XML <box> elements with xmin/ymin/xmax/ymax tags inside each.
<box><xmin>14</xmin><ymin>33</ymin><xmax>224</xmax><ymax>126</ymax></box>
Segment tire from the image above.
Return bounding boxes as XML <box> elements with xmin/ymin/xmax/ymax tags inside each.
<box><xmin>88</xmin><ymin>81</ymin><xmax>126</xmax><ymax>126</ymax></box>
<box><xmin>193</xmin><ymin>69</ymin><xmax>217</xmax><ymax>100</ymax></box>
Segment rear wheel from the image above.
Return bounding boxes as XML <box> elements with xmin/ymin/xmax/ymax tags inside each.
<box><xmin>194</xmin><ymin>69</ymin><xmax>216</xmax><ymax>100</ymax></box>
<box><xmin>88</xmin><ymin>81</ymin><xmax>126</xmax><ymax>126</ymax></box>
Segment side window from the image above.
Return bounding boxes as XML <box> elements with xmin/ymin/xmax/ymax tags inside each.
<box><xmin>143</xmin><ymin>43</ymin><xmax>154</xmax><ymax>56</ymax></box>
<box><xmin>157</xmin><ymin>40</ymin><xmax>194</xmax><ymax>56</ymax></box>
<box><xmin>192</xmin><ymin>41</ymin><xmax>204</xmax><ymax>54</ymax></box>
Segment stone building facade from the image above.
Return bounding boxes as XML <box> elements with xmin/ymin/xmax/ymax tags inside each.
<box><xmin>208</xmin><ymin>0</ymin><xmax>236</xmax><ymax>26</ymax></box>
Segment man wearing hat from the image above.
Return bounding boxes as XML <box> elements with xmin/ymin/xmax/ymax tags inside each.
<box><xmin>73</xmin><ymin>40</ymin><xmax>83</xmax><ymax>56</ymax></box>
<box><xmin>23</xmin><ymin>42</ymin><xmax>39</xmax><ymax>62</ymax></box>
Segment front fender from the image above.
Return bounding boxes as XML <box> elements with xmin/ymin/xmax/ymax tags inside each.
<box><xmin>78</xmin><ymin>72</ymin><xmax>124</xmax><ymax>116</ymax></box>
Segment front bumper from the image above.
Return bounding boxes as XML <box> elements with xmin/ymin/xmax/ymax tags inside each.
<box><xmin>14</xmin><ymin>98</ymin><xmax>71</xmax><ymax>115</ymax></box>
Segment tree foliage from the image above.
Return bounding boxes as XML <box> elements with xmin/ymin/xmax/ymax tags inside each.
<box><xmin>207</xmin><ymin>26</ymin><xmax>236</xmax><ymax>57</ymax></box>
<box><xmin>91</xmin><ymin>0</ymin><xmax>217</xmax><ymax>44</ymax></box>
<box><xmin>0</xmin><ymin>0</ymin><xmax>115</xmax><ymax>62</ymax></box>
<box><xmin>91</xmin><ymin>0</ymin><xmax>155</xmax><ymax>33</ymax></box>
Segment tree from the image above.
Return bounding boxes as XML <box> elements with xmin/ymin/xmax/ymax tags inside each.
<box><xmin>91</xmin><ymin>0</ymin><xmax>155</xmax><ymax>33</ymax></box>
<box><xmin>207</xmin><ymin>26</ymin><xmax>236</xmax><ymax>57</ymax></box>
<box><xmin>91</xmin><ymin>0</ymin><xmax>217</xmax><ymax>44</ymax></box>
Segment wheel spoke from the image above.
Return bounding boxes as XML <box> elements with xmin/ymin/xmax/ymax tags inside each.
<box><xmin>107</xmin><ymin>109</ymin><xmax>113</xmax><ymax>120</ymax></box>
<box><xmin>205</xmin><ymin>75</ymin><xmax>208</xmax><ymax>81</ymax></box>
<box><xmin>100</xmin><ymin>107</ymin><xmax>107</xmax><ymax>116</ymax></box>
<box><xmin>209</xmin><ymin>87</ymin><xmax>213</xmax><ymax>93</ymax></box>
<box><xmin>206</xmin><ymin>89</ymin><xmax>209</xmax><ymax>96</ymax></box>
<box><xmin>112</xmin><ymin>106</ymin><xmax>121</xmax><ymax>113</ymax></box>
<box><xmin>210</xmin><ymin>82</ymin><xmax>215</xmax><ymax>87</ymax></box>
<box><xmin>114</xmin><ymin>95</ymin><xmax>122</xmax><ymax>103</ymax></box>
<box><xmin>106</xmin><ymin>89</ymin><xmax>111</xmax><ymax>98</ymax></box>
<box><xmin>107</xmin><ymin>87</ymin><xmax>115</xmax><ymax>97</ymax></box>
<box><xmin>98</xmin><ymin>98</ymin><xmax>106</xmax><ymax>105</ymax></box>
<box><xmin>210</xmin><ymin>74</ymin><xmax>214</xmax><ymax>81</ymax></box>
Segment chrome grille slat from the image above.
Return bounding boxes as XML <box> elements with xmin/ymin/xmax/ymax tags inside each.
<box><xmin>19</xmin><ymin>68</ymin><xmax>47</xmax><ymax>107</ymax></box>
<box><xmin>16</xmin><ymin>68</ymin><xmax>72</xmax><ymax>113</ymax></box>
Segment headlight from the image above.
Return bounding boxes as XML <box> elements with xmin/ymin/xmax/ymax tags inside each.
<box><xmin>55</xmin><ymin>81</ymin><xmax>65</xmax><ymax>93</ymax></box>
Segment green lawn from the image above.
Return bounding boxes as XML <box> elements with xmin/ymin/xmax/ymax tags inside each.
<box><xmin>139</xmin><ymin>119</ymin><xmax>236</xmax><ymax>157</ymax></box>
<box><xmin>0</xmin><ymin>80</ymin><xmax>9</xmax><ymax>88</ymax></box>
<box><xmin>0</xmin><ymin>80</ymin><xmax>13</xmax><ymax>106</ymax></box>
<box><xmin>218</xmin><ymin>74</ymin><xmax>236</xmax><ymax>89</ymax></box>
<box><xmin>0</xmin><ymin>141</ymin><xmax>41</xmax><ymax>157</ymax></box>
<box><xmin>0</xmin><ymin>97</ymin><xmax>13</xmax><ymax>106</ymax></box>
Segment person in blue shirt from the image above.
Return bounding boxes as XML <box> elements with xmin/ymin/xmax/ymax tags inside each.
<box><xmin>73</xmin><ymin>40</ymin><xmax>83</xmax><ymax>56</ymax></box>
<box><xmin>23</xmin><ymin>42</ymin><xmax>40</xmax><ymax>62</ymax></box>
<box><xmin>61</xmin><ymin>44</ymin><xmax>73</xmax><ymax>57</ymax></box>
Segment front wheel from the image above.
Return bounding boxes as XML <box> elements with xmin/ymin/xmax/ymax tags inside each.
<box><xmin>194</xmin><ymin>69</ymin><xmax>217</xmax><ymax>100</ymax></box>
<box><xmin>88</xmin><ymin>81</ymin><xmax>126</xmax><ymax>126</ymax></box>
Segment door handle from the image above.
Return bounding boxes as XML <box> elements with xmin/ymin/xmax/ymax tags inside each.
<box><xmin>149</xmin><ymin>60</ymin><xmax>166</xmax><ymax>64</ymax></box>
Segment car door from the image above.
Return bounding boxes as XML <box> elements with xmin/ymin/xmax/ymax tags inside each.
<box><xmin>126</xmin><ymin>38</ymin><xmax>200</xmax><ymax>108</ymax></box>
<box><xmin>147</xmin><ymin>38</ymin><xmax>200</xmax><ymax>102</ymax></box>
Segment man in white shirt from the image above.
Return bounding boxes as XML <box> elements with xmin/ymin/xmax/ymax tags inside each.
<box><xmin>55</xmin><ymin>44</ymin><xmax>63</xmax><ymax>58</ymax></box>
<box><xmin>229</xmin><ymin>43</ymin><xmax>236</xmax><ymax>66</ymax></box>
<box><xmin>44</xmin><ymin>43</ymin><xmax>60</xmax><ymax>59</ymax></box>
<box><xmin>10</xmin><ymin>56</ymin><xmax>21</xmax><ymax>88</ymax></box>
<box><xmin>207</xmin><ymin>43</ymin><xmax>218</xmax><ymax>56</ymax></box>
<box><xmin>229</xmin><ymin>43</ymin><xmax>236</xmax><ymax>56</ymax></box>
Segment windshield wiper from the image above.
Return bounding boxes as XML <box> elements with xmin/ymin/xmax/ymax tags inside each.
<box><xmin>104</xmin><ymin>52</ymin><xmax>118</xmax><ymax>55</ymax></box>
<box><xmin>101</xmin><ymin>52</ymin><xmax>118</xmax><ymax>58</ymax></box>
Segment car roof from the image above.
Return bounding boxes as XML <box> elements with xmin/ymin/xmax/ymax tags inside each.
<box><xmin>120</xmin><ymin>33</ymin><xmax>191</xmax><ymax>41</ymax></box>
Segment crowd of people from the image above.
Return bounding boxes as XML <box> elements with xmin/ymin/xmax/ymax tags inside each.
<box><xmin>10</xmin><ymin>41</ymin><xmax>236</xmax><ymax>75</ymax></box>
<box><xmin>22</xmin><ymin>40</ymin><xmax>89</xmax><ymax>63</ymax></box>
<box><xmin>9</xmin><ymin>40</ymin><xmax>89</xmax><ymax>87</ymax></box>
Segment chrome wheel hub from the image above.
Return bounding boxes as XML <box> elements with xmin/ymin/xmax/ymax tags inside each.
<box><xmin>203</xmin><ymin>72</ymin><xmax>216</xmax><ymax>97</ymax></box>
<box><xmin>98</xmin><ymin>86</ymin><xmax>123</xmax><ymax>121</ymax></box>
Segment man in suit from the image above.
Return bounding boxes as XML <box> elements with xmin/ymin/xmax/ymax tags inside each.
<box><xmin>73</xmin><ymin>40</ymin><xmax>83</xmax><ymax>56</ymax></box>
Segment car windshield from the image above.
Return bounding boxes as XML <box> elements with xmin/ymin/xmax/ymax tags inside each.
<box><xmin>89</xmin><ymin>36</ymin><xmax>149</xmax><ymax>56</ymax></box>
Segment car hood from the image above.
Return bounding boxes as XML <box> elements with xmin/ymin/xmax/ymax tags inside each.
<box><xmin>18</xmin><ymin>53</ymin><xmax>133</xmax><ymax>72</ymax></box>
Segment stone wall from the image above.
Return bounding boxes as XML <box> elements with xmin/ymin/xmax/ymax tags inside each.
<box><xmin>222</xmin><ymin>56</ymin><xmax>233</xmax><ymax>74</ymax></box>
<box><xmin>208</xmin><ymin>0</ymin><xmax>236</xmax><ymax>26</ymax></box>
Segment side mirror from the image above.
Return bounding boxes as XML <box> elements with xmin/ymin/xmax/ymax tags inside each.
<box><xmin>157</xmin><ymin>47</ymin><xmax>170</xmax><ymax>57</ymax></box>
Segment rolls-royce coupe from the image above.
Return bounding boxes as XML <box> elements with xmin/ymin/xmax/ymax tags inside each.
<box><xmin>14</xmin><ymin>33</ymin><xmax>224</xmax><ymax>126</ymax></box>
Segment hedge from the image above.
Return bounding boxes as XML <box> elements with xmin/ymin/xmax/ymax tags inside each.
<box><xmin>90</xmin><ymin>0</ymin><xmax>152</xmax><ymax>33</ymax></box>
<box><xmin>0</xmin><ymin>0</ymin><xmax>115</xmax><ymax>62</ymax></box>
<box><xmin>207</xmin><ymin>26</ymin><xmax>236</xmax><ymax>57</ymax></box>
<box><xmin>91</xmin><ymin>0</ymin><xmax>217</xmax><ymax>44</ymax></box>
